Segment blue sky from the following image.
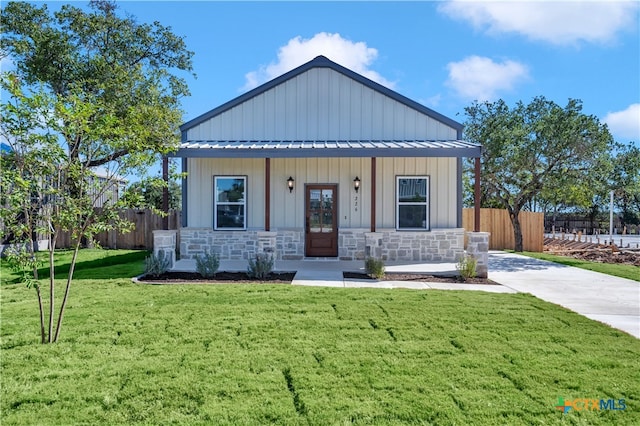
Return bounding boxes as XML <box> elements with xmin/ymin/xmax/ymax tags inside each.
<box><xmin>110</xmin><ymin>0</ymin><xmax>639</xmax><ymax>144</ymax></box>
<box><xmin>7</xmin><ymin>1</ymin><xmax>640</xmax><ymax>177</ymax></box>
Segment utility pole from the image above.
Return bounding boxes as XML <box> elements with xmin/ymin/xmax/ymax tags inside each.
<box><xmin>609</xmin><ymin>190</ymin><xmax>614</xmax><ymax>245</ymax></box>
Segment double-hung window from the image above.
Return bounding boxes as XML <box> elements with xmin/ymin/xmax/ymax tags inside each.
<box><xmin>214</xmin><ymin>176</ymin><xmax>246</xmax><ymax>230</ymax></box>
<box><xmin>396</xmin><ymin>176</ymin><xmax>429</xmax><ymax>230</ymax></box>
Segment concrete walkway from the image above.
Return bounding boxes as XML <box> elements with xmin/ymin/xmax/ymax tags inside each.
<box><xmin>487</xmin><ymin>251</ymin><xmax>639</xmax><ymax>338</ymax></box>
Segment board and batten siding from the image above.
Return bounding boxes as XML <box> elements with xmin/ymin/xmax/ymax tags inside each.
<box><xmin>185</xmin><ymin>68</ymin><xmax>458</xmax><ymax>142</ymax></box>
<box><xmin>186</xmin><ymin>157</ymin><xmax>457</xmax><ymax>230</ymax></box>
<box><xmin>186</xmin><ymin>158</ymin><xmax>265</xmax><ymax>229</ymax></box>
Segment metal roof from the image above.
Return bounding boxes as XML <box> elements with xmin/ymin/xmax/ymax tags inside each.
<box><xmin>170</xmin><ymin>140</ymin><xmax>482</xmax><ymax>158</ymax></box>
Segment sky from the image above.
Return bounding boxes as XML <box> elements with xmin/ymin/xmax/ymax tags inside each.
<box><xmin>117</xmin><ymin>0</ymin><xmax>639</xmax><ymax>143</ymax></box>
<box><xmin>4</xmin><ymin>1</ymin><xmax>640</xmax><ymax>176</ymax></box>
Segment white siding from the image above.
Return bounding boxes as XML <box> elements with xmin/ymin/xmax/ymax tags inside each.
<box><xmin>186</xmin><ymin>157</ymin><xmax>457</xmax><ymax>229</ymax></box>
<box><xmin>186</xmin><ymin>158</ymin><xmax>265</xmax><ymax>228</ymax></box>
<box><xmin>377</xmin><ymin>157</ymin><xmax>457</xmax><ymax>229</ymax></box>
<box><xmin>186</xmin><ymin>68</ymin><xmax>458</xmax><ymax>141</ymax></box>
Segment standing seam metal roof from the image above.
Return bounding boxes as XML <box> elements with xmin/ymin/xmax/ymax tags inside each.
<box><xmin>170</xmin><ymin>140</ymin><xmax>482</xmax><ymax>158</ymax></box>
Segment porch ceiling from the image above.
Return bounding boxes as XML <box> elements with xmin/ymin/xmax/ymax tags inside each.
<box><xmin>170</xmin><ymin>140</ymin><xmax>482</xmax><ymax>158</ymax></box>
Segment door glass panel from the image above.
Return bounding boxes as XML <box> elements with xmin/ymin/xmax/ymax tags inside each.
<box><xmin>323</xmin><ymin>211</ymin><xmax>333</xmax><ymax>232</ymax></box>
<box><xmin>309</xmin><ymin>212</ymin><xmax>321</xmax><ymax>232</ymax></box>
<box><xmin>310</xmin><ymin>190</ymin><xmax>321</xmax><ymax>210</ymax></box>
<box><xmin>307</xmin><ymin>187</ymin><xmax>336</xmax><ymax>234</ymax></box>
<box><xmin>322</xmin><ymin>190</ymin><xmax>333</xmax><ymax>210</ymax></box>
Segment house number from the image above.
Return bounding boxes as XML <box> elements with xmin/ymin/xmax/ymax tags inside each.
<box><xmin>354</xmin><ymin>195</ymin><xmax>358</xmax><ymax>212</ymax></box>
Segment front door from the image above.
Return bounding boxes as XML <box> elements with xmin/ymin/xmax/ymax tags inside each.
<box><xmin>305</xmin><ymin>185</ymin><xmax>338</xmax><ymax>257</ymax></box>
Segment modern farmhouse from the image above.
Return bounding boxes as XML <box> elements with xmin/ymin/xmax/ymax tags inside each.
<box><xmin>155</xmin><ymin>56</ymin><xmax>488</xmax><ymax>273</ymax></box>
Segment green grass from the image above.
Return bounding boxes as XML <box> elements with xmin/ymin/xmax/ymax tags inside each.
<box><xmin>519</xmin><ymin>251</ymin><xmax>640</xmax><ymax>282</ymax></box>
<box><xmin>2</xmin><ymin>250</ymin><xmax>639</xmax><ymax>425</ymax></box>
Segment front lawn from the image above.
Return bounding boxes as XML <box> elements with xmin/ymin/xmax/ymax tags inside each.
<box><xmin>519</xmin><ymin>251</ymin><xmax>640</xmax><ymax>282</ymax></box>
<box><xmin>1</xmin><ymin>250</ymin><xmax>639</xmax><ymax>424</ymax></box>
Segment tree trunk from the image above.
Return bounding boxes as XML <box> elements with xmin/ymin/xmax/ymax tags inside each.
<box><xmin>35</xmin><ymin>285</ymin><xmax>46</xmax><ymax>344</ymax></box>
<box><xmin>510</xmin><ymin>210</ymin><xmax>524</xmax><ymax>252</ymax></box>
<box><xmin>48</xmin><ymin>237</ymin><xmax>55</xmax><ymax>343</ymax></box>
<box><xmin>53</xmin><ymin>242</ymin><xmax>80</xmax><ymax>342</ymax></box>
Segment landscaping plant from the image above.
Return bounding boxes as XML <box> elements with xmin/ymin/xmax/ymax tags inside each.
<box><xmin>365</xmin><ymin>257</ymin><xmax>386</xmax><ymax>279</ymax></box>
<box><xmin>195</xmin><ymin>250</ymin><xmax>220</xmax><ymax>278</ymax></box>
<box><xmin>456</xmin><ymin>254</ymin><xmax>478</xmax><ymax>280</ymax></box>
<box><xmin>144</xmin><ymin>251</ymin><xmax>171</xmax><ymax>278</ymax></box>
<box><xmin>247</xmin><ymin>253</ymin><xmax>274</xmax><ymax>280</ymax></box>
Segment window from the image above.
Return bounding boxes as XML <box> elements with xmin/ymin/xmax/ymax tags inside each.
<box><xmin>214</xmin><ymin>176</ymin><xmax>246</xmax><ymax>230</ymax></box>
<box><xmin>396</xmin><ymin>176</ymin><xmax>429</xmax><ymax>230</ymax></box>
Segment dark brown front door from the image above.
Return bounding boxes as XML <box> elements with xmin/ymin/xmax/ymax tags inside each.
<box><xmin>305</xmin><ymin>185</ymin><xmax>338</xmax><ymax>257</ymax></box>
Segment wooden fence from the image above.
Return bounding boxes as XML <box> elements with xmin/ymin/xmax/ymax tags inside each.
<box><xmin>55</xmin><ymin>209</ymin><xmax>181</xmax><ymax>250</ymax></box>
<box><xmin>463</xmin><ymin>208</ymin><xmax>544</xmax><ymax>252</ymax></box>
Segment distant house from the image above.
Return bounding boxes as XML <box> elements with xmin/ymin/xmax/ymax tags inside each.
<box><xmin>91</xmin><ymin>172</ymin><xmax>127</xmax><ymax>208</ymax></box>
<box><xmin>164</xmin><ymin>56</ymin><xmax>482</xmax><ymax>262</ymax></box>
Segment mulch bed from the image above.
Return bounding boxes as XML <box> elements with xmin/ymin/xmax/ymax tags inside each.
<box><xmin>137</xmin><ymin>271</ymin><xmax>496</xmax><ymax>285</ymax></box>
<box><xmin>137</xmin><ymin>271</ymin><xmax>296</xmax><ymax>284</ymax></box>
<box><xmin>343</xmin><ymin>272</ymin><xmax>496</xmax><ymax>285</ymax></box>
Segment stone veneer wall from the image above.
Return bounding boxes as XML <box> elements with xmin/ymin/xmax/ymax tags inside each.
<box><xmin>177</xmin><ymin>227</ymin><xmax>465</xmax><ymax>262</ymax></box>
<box><xmin>179</xmin><ymin>228</ymin><xmax>277</xmax><ymax>260</ymax></box>
<box><xmin>365</xmin><ymin>228</ymin><xmax>465</xmax><ymax>262</ymax></box>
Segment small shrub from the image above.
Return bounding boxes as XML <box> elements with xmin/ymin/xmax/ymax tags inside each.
<box><xmin>247</xmin><ymin>253</ymin><xmax>274</xmax><ymax>280</ymax></box>
<box><xmin>145</xmin><ymin>250</ymin><xmax>171</xmax><ymax>278</ymax></box>
<box><xmin>196</xmin><ymin>251</ymin><xmax>220</xmax><ymax>278</ymax></box>
<box><xmin>457</xmin><ymin>254</ymin><xmax>477</xmax><ymax>281</ymax></box>
<box><xmin>364</xmin><ymin>257</ymin><xmax>385</xmax><ymax>279</ymax></box>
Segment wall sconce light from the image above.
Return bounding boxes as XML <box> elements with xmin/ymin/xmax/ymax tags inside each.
<box><xmin>287</xmin><ymin>176</ymin><xmax>295</xmax><ymax>193</ymax></box>
<box><xmin>353</xmin><ymin>176</ymin><xmax>361</xmax><ymax>193</ymax></box>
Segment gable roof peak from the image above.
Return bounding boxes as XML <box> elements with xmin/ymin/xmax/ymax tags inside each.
<box><xmin>181</xmin><ymin>55</ymin><xmax>463</xmax><ymax>134</ymax></box>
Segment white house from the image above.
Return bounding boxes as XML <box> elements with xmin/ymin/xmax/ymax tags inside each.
<box><xmin>157</xmin><ymin>56</ymin><xmax>487</xmax><ymax>269</ymax></box>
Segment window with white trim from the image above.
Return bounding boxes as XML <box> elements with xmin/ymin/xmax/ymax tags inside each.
<box><xmin>396</xmin><ymin>176</ymin><xmax>429</xmax><ymax>230</ymax></box>
<box><xmin>214</xmin><ymin>176</ymin><xmax>246</xmax><ymax>230</ymax></box>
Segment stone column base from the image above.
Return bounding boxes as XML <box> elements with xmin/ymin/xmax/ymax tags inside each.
<box><xmin>153</xmin><ymin>230</ymin><xmax>177</xmax><ymax>268</ymax></box>
<box><xmin>466</xmin><ymin>231</ymin><xmax>490</xmax><ymax>278</ymax></box>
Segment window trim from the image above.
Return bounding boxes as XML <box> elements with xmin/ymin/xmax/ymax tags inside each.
<box><xmin>213</xmin><ymin>175</ymin><xmax>247</xmax><ymax>230</ymax></box>
<box><xmin>396</xmin><ymin>175</ymin><xmax>430</xmax><ymax>231</ymax></box>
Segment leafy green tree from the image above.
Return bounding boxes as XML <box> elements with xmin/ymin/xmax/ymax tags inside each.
<box><xmin>0</xmin><ymin>0</ymin><xmax>193</xmax><ymax>343</ymax></box>
<box><xmin>125</xmin><ymin>177</ymin><xmax>182</xmax><ymax>211</ymax></box>
<box><xmin>463</xmin><ymin>96</ymin><xmax>614</xmax><ymax>251</ymax></box>
<box><xmin>611</xmin><ymin>142</ymin><xmax>640</xmax><ymax>227</ymax></box>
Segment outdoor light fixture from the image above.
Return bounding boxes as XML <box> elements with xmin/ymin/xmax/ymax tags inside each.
<box><xmin>287</xmin><ymin>176</ymin><xmax>295</xmax><ymax>193</ymax></box>
<box><xmin>353</xmin><ymin>176</ymin><xmax>361</xmax><ymax>193</ymax></box>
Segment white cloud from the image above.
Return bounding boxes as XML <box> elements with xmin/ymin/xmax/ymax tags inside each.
<box><xmin>242</xmin><ymin>32</ymin><xmax>395</xmax><ymax>91</ymax></box>
<box><xmin>445</xmin><ymin>56</ymin><xmax>529</xmax><ymax>102</ymax></box>
<box><xmin>438</xmin><ymin>1</ymin><xmax>638</xmax><ymax>45</ymax></box>
<box><xmin>604</xmin><ymin>104</ymin><xmax>640</xmax><ymax>141</ymax></box>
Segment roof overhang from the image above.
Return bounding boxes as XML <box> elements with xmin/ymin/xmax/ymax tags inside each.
<box><xmin>169</xmin><ymin>140</ymin><xmax>482</xmax><ymax>159</ymax></box>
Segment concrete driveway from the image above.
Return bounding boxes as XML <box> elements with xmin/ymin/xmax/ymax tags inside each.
<box><xmin>488</xmin><ymin>251</ymin><xmax>640</xmax><ymax>338</ymax></box>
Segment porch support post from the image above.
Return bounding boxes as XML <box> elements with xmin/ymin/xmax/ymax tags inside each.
<box><xmin>474</xmin><ymin>157</ymin><xmax>481</xmax><ymax>232</ymax></box>
<box><xmin>181</xmin><ymin>158</ymin><xmax>188</xmax><ymax>228</ymax></box>
<box><xmin>371</xmin><ymin>157</ymin><xmax>376</xmax><ymax>232</ymax></box>
<box><xmin>265</xmin><ymin>158</ymin><xmax>271</xmax><ymax>231</ymax></box>
<box><xmin>162</xmin><ymin>156</ymin><xmax>169</xmax><ymax>230</ymax></box>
